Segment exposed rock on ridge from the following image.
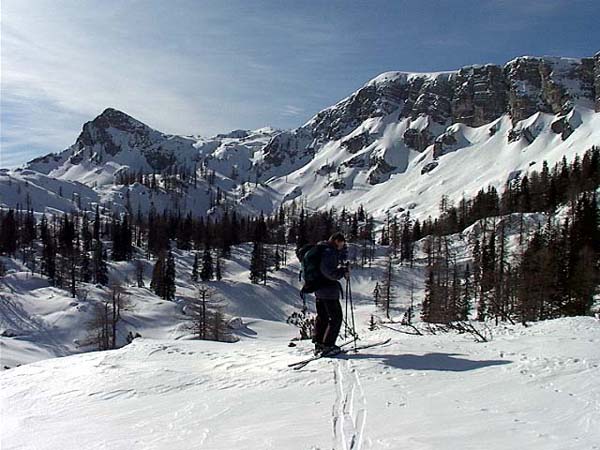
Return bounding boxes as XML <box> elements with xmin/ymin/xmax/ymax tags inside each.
<box><xmin>71</xmin><ymin>108</ymin><xmax>197</xmax><ymax>172</ymax></box>
<box><xmin>259</xmin><ymin>54</ymin><xmax>600</xmax><ymax>177</ymax></box>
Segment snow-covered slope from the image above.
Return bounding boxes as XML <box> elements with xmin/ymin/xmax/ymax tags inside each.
<box><xmin>0</xmin><ymin>244</ymin><xmax>306</xmax><ymax>370</ymax></box>
<box><xmin>2</xmin><ymin>223</ymin><xmax>599</xmax><ymax>449</ymax></box>
<box><xmin>272</xmin><ymin>105</ymin><xmax>600</xmax><ymax>221</ymax></box>
<box><xmin>2</xmin><ymin>315</ymin><xmax>598</xmax><ymax>450</ymax></box>
<box><xmin>261</xmin><ymin>55</ymin><xmax>600</xmax><ymax>220</ymax></box>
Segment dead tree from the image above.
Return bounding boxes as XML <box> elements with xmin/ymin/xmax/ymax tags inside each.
<box><xmin>187</xmin><ymin>284</ymin><xmax>230</xmax><ymax>341</ymax></box>
<box><xmin>86</xmin><ymin>283</ymin><xmax>131</xmax><ymax>350</ymax></box>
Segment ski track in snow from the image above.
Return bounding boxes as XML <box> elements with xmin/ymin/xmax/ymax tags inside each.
<box><xmin>333</xmin><ymin>360</ymin><xmax>368</xmax><ymax>450</ymax></box>
<box><xmin>0</xmin><ymin>293</ymin><xmax>71</xmax><ymax>357</ymax></box>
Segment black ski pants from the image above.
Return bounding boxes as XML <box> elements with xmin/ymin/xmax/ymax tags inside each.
<box><xmin>313</xmin><ymin>297</ymin><xmax>343</xmax><ymax>346</ymax></box>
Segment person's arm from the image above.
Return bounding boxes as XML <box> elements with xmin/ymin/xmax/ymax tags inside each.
<box><xmin>320</xmin><ymin>248</ymin><xmax>346</xmax><ymax>281</ymax></box>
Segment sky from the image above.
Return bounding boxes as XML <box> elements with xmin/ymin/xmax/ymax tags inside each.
<box><xmin>1</xmin><ymin>0</ymin><xmax>599</xmax><ymax>168</ymax></box>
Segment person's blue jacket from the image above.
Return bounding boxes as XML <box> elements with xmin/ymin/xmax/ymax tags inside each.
<box><xmin>315</xmin><ymin>241</ymin><xmax>346</xmax><ymax>299</ymax></box>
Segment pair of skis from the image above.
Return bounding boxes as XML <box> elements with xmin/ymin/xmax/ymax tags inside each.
<box><xmin>288</xmin><ymin>338</ymin><xmax>391</xmax><ymax>370</ymax></box>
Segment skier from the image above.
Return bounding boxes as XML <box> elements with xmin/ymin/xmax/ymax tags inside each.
<box><xmin>311</xmin><ymin>232</ymin><xmax>350</xmax><ymax>356</ymax></box>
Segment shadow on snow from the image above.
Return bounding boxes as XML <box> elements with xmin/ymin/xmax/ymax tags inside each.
<box><xmin>342</xmin><ymin>352</ymin><xmax>512</xmax><ymax>372</ymax></box>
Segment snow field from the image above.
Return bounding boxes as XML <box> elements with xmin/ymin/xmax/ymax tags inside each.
<box><xmin>2</xmin><ymin>243</ymin><xmax>599</xmax><ymax>449</ymax></box>
<box><xmin>2</xmin><ymin>316</ymin><xmax>599</xmax><ymax>450</ymax></box>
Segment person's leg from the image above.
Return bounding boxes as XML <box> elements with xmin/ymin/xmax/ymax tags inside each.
<box><xmin>322</xmin><ymin>298</ymin><xmax>343</xmax><ymax>346</ymax></box>
<box><xmin>312</xmin><ymin>297</ymin><xmax>328</xmax><ymax>345</ymax></box>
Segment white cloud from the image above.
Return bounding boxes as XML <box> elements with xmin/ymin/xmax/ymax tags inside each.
<box><xmin>1</xmin><ymin>19</ymin><xmax>217</xmax><ymax>132</ymax></box>
<box><xmin>0</xmin><ymin>1</ymin><xmax>304</xmax><ymax>166</ymax></box>
<box><xmin>0</xmin><ymin>0</ymin><xmax>379</xmax><ymax>167</ymax></box>
<box><xmin>281</xmin><ymin>105</ymin><xmax>305</xmax><ymax>117</ymax></box>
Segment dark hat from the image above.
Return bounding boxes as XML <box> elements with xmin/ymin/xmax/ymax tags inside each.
<box><xmin>328</xmin><ymin>232</ymin><xmax>346</xmax><ymax>242</ymax></box>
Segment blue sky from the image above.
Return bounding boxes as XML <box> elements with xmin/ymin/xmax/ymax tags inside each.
<box><xmin>1</xmin><ymin>0</ymin><xmax>599</xmax><ymax>168</ymax></box>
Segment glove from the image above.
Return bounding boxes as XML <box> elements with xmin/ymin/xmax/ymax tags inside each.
<box><xmin>343</xmin><ymin>266</ymin><xmax>350</xmax><ymax>280</ymax></box>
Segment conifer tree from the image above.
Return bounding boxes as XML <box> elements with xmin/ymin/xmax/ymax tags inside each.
<box><xmin>122</xmin><ymin>215</ymin><xmax>133</xmax><ymax>260</ymax></box>
<box><xmin>21</xmin><ymin>208</ymin><xmax>37</xmax><ymax>249</ymax></box>
<box><xmin>517</xmin><ymin>229</ymin><xmax>545</xmax><ymax>322</ymax></box>
<box><xmin>177</xmin><ymin>213</ymin><xmax>193</xmax><ymax>250</ymax></box>
<box><xmin>191</xmin><ymin>253</ymin><xmax>199</xmax><ymax>282</ymax></box>
<box><xmin>565</xmin><ymin>192</ymin><xmax>599</xmax><ymax>315</ymax></box>
<box><xmin>188</xmin><ymin>285</ymin><xmax>211</xmax><ymax>340</ymax></box>
<box><xmin>0</xmin><ymin>210</ymin><xmax>17</xmax><ymax>256</ymax></box>
<box><xmin>150</xmin><ymin>253</ymin><xmax>165</xmax><ymax>297</ymax></box>
<box><xmin>296</xmin><ymin>209</ymin><xmax>308</xmax><ymax>250</ymax></box>
<box><xmin>274</xmin><ymin>245</ymin><xmax>281</xmax><ymax>271</ymax></box>
<box><xmin>400</xmin><ymin>213</ymin><xmax>414</xmax><ymax>266</ymax></box>
<box><xmin>81</xmin><ymin>214</ymin><xmax>93</xmax><ymax>253</ymax></box>
<box><xmin>401</xmin><ymin>282</ymin><xmax>416</xmax><ymax>325</ymax></box>
<box><xmin>93</xmin><ymin>205</ymin><xmax>101</xmax><ymax>241</ymax></box>
<box><xmin>135</xmin><ymin>259</ymin><xmax>145</xmax><ymax>287</ymax></box>
<box><xmin>200</xmin><ymin>246</ymin><xmax>214</xmax><ymax>282</ymax></box>
<box><xmin>215</xmin><ymin>256</ymin><xmax>223</xmax><ymax>281</ymax></box>
<box><xmin>369</xmin><ymin>315</ymin><xmax>377</xmax><ymax>331</ymax></box>
<box><xmin>380</xmin><ymin>252</ymin><xmax>395</xmax><ymax>320</ymax></box>
<box><xmin>40</xmin><ymin>215</ymin><xmax>57</xmax><ymax>284</ymax></box>
<box><xmin>111</xmin><ymin>215</ymin><xmax>125</xmax><ymax>261</ymax></box>
<box><xmin>449</xmin><ymin>264</ymin><xmax>460</xmax><ymax>320</ymax></box>
<box><xmin>165</xmin><ymin>250</ymin><xmax>176</xmax><ymax>301</ymax></box>
<box><xmin>422</xmin><ymin>269</ymin><xmax>436</xmax><ymax>323</ymax></box>
<box><xmin>372</xmin><ymin>282</ymin><xmax>380</xmax><ymax>307</ymax></box>
<box><xmin>249</xmin><ymin>241</ymin><xmax>264</xmax><ymax>284</ymax></box>
<box><xmin>493</xmin><ymin>220</ymin><xmax>509</xmax><ymax>323</ymax></box>
<box><xmin>80</xmin><ymin>245</ymin><xmax>92</xmax><ymax>283</ymax></box>
<box><xmin>92</xmin><ymin>239</ymin><xmax>109</xmax><ymax>285</ymax></box>
<box><xmin>458</xmin><ymin>264</ymin><xmax>472</xmax><ymax>320</ymax></box>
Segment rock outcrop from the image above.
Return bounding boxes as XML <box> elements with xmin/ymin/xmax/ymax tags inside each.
<box><xmin>259</xmin><ymin>55</ymin><xmax>598</xmax><ymax>179</ymax></box>
<box><xmin>69</xmin><ymin>108</ymin><xmax>198</xmax><ymax>172</ymax></box>
<box><xmin>452</xmin><ymin>64</ymin><xmax>508</xmax><ymax>127</ymax></box>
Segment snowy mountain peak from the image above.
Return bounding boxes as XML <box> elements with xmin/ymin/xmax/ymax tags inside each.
<box><xmin>365</xmin><ymin>70</ymin><xmax>456</xmax><ymax>88</ymax></box>
<box><xmin>6</xmin><ymin>53</ymin><xmax>600</xmax><ymax>221</ymax></box>
<box><xmin>75</xmin><ymin>108</ymin><xmax>158</xmax><ymax>157</ymax></box>
<box><xmin>214</xmin><ymin>129</ymin><xmax>250</xmax><ymax>140</ymax></box>
<box><xmin>94</xmin><ymin>107</ymin><xmax>148</xmax><ymax>130</ymax></box>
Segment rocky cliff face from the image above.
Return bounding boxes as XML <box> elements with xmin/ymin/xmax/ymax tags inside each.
<box><xmin>452</xmin><ymin>64</ymin><xmax>508</xmax><ymax>126</ymax></box>
<box><xmin>505</xmin><ymin>57</ymin><xmax>593</xmax><ymax>122</ymax></box>
<box><xmin>258</xmin><ymin>55</ymin><xmax>600</xmax><ymax>180</ymax></box>
<box><xmin>76</xmin><ymin>108</ymin><xmax>151</xmax><ymax>157</ymax></box>
<box><xmin>70</xmin><ymin>108</ymin><xmax>198</xmax><ymax>172</ymax></box>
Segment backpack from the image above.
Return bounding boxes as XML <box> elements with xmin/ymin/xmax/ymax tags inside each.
<box><xmin>296</xmin><ymin>243</ymin><xmax>327</xmax><ymax>294</ymax></box>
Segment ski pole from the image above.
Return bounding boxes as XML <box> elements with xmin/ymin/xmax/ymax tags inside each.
<box><xmin>347</xmin><ymin>273</ymin><xmax>358</xmax><ymax>351</ymax></box>
<box><xmin>344</xmin><ymin>276</ymin><xmax>349</xmax><ymax>339</ymax></box>
<box><xmin>342</xmin><ymin>257</ymin><xmax>355</xmax><ymax>343</ymax></box>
